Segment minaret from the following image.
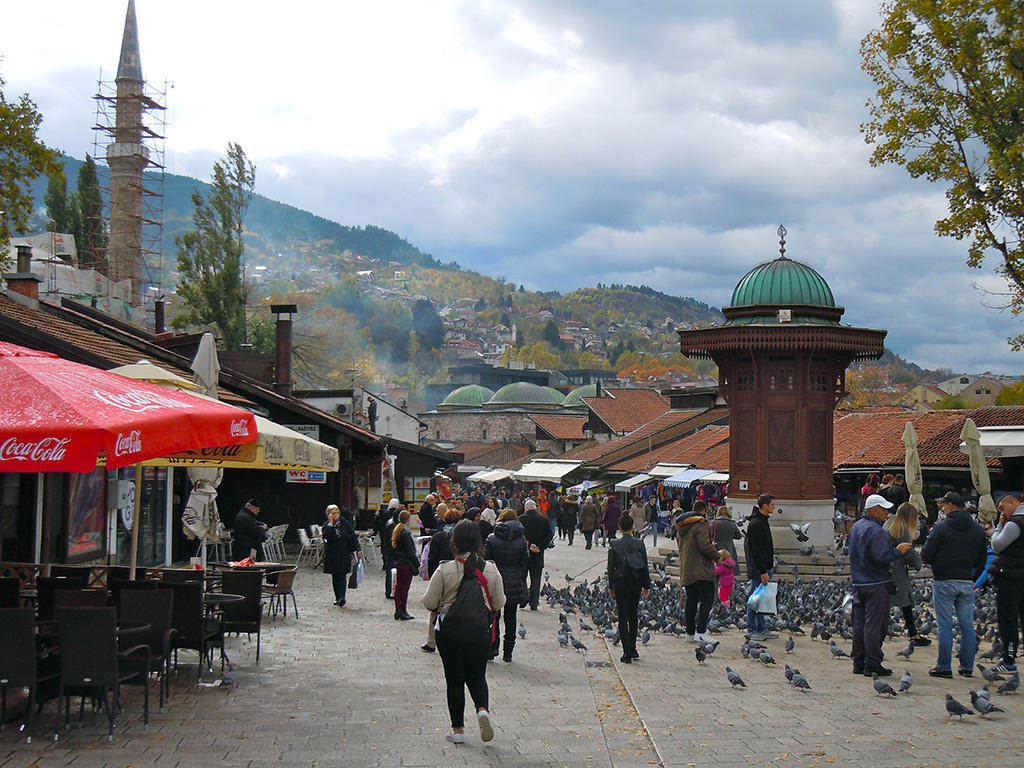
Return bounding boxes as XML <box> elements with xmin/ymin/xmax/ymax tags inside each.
<box><xmin>106</xmin><ymin>0</ymin><xmax>149</xmax><ymax>304</ymax></box>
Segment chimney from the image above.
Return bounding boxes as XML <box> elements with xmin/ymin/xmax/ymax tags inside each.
<box><xmin>595</xmin><ymin>379</ymin><xmax>602</xmax><ymax>398</ymax></box>
<box><xmin>3</xmin><ymin>245</ymin><xmax>43</xmax><ymax>300</ymax></box>
<box><xmin>154</xmin><ymin>296</ymin><xmax>166</xmax><ymax>334</ymax></box>
<box><xmin>271</xmin><ymin>303</ymin><xmax>297</xmax><ymax>396</ymax></box>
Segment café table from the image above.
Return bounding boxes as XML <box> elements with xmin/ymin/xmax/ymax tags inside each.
<box><xmin>201</xmin><ymin>593</ymin><xmax>244</xmax><ymax>672</ymax></box>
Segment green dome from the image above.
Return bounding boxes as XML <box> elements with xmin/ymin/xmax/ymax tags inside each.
<box><xmin>440</xmin><ymin>384</ymin><xmax>494</xmax><ymax>407</ymax></box>
<box><xmin>487</xmin><ymin>382</ymin><xmax>561</xmax><ymax>407</ymax></box>
<box><xmin>563</xmin><ymin>384</ymin><xmax>598</xmax><ymax>406</ymax></box>
<box><xmin>543</xmin><ymin>387</ymin><xmax>565</xmax><ymax>405</ymax></box>
<box><xmin>729</xmin><ymin>256</ymin><xmax>835</xmax><ymax>309</ymax></box>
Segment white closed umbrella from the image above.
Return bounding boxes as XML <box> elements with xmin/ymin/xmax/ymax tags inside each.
<box><xmin>901</xmin><ymin>421</ymin><xmax>927</xmax><ymax>516</ymax></box>
<box><xmin>187</xmin><ymin>333</ymin><xmax>225</xmax><ymax>563</ymax></box>
<box><xmin>961</xmin><ymin>418</ymin><xmax>997</xmax><ymax>523</ymax></box>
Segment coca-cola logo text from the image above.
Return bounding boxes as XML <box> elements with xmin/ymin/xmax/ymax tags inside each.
<box><xmin>230</xmin><ymin>419</ymin><xmax>250</xmax><ymax>437</ymax></box>
<box><xmin>92</xmin><ymin>388</ymin><xmax>191</xmax><ymax>412</ymax></box>
<box><xmin>114</xmin><ymin>430</ymin><xmax>142</xmax><ymax>456</ymax></box>
<box><xmin>0</xmin><ymin>436</ymin><xmax>71</xmax><ymax>463</ymax></box>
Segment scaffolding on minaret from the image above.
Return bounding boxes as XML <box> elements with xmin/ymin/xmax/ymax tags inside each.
<box><xmin>90</xmin><ymin>0</ymin><xmax>167</xmax><ymax>315</ymax></box>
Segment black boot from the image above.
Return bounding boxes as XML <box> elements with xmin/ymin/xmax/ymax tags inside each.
<box><xmin>503</xmin><ymin>637</ymin><xmax>515</xmax><ymax>662</ymax></box>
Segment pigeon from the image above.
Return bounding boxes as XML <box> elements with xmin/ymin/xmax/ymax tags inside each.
<box><xmin>789</xmin><ymin>522</ymin><xmax>810</xmax><ymax>542</ymax></box>
<box><xmin>579</xmin><ymin>619</ymin><xmax>594</xmax><ymax>632</ymax></box>
<box><xmin>945</xmin><ymin>693</ymin><xmax>973</xmax><ymax>719</ymax></box>
<box><xmin>784</xmin><ymin>665</ymin><xmax>800</xmax><ymax>683</ymax></box>
<box><xmin>979</xmin><ymin>640</ymin><xmax>1002</xmax><ymax>661</ymax></box>
<box><xmin>560</xmin><ymin>621</ymin><xmax>572</xmax><ymax>635</ymax></box>
<box><xmin>759</xmin><ymin>651</ymin><xmax>776</xmax><ymax>665</ymax></box>
<box><xmin>997</xmin><ymin>673</ymin><xmax>1019</xmax><ymax>694</ymax></box>
<box><xmin>641</xmin><ymin>631</ymin><xmax>651</xmax><ymax>646</ymax></box>
<box><xmin>873</xmin><ymin>673</ymin><xmax>898</xmax><ymax>697</ymax></box>
<box><xmin>518</xmin><ymin>622</ymin><xmax>527</xmax><ymax>639</ymax></box>
<box><xmin>544</xmin><ymin>571</ymin><xmax>550</xmax><ymax>582</ymax></box>
<box><xmin>792</xmin><ymin>673</ymin><xmax>811</xmax><ymax>691</ymax></box>
<box><xmin>700</xmin><ymin>639</ymin><xmax>720</xmax><ymax>655</ymax></box>
<box><xmin>785</xmin><ymin>636</ymin><xmax>795</xmax><ymax>654</ymax></box>
<box><xmin>829</xmin><ymin>641</ymin><xmax>850</xmax><ymax>659</ymax></box>
<box><xmin>557</xmin><ymin>631</ymin><xmax>568</xmax><ymax>648</ymax></box>
<box><xmin>898</xmin><ymin>669</ymin><xmax>913</xmax><ymax>692</ymax></box>
<box><xmin>725</xmin><ymin>666</ymin><xmax>746</xmax><ymax>688</ymax></box>
<box><xmin>559</xmin><ymin>613</ymin><xmax>567</xmax><ymax>624</ymax></box>
<box><xmin>570</xmin><ymin>636</ymin><xmax>587</xmax><ymax>652</ymax></box>
<box><xmin>695</xmin><ymin>646</ymin><xmax>707</xmax><ymax>664</ymax></box>
<box><xmin>971</xmin><ymin>690</ymin><xmax>1005</xmax><ymax>716</ymax></box>
<box><xmin>973</xmin><ymin>684</ymin><xmax>991</xmax><ymax>704</ymax></box>
<box><xmin>978</xmin><ymin>664</ymin><xmax>1005</xmax><ymax>683</ymax></box>
<box><xmin>896</xmin><ymin>643</ymin><xmax>914</xmax><ymax>659</ymax></box>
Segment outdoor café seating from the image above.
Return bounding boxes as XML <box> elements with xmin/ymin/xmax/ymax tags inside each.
<box><xmin>220</xmin><ymin>570</ymin><xmax>264</xmax><ymax>663</ymax></box>
<box><xmin>53</xmin><ymin>589</ymin><xmax>108</xmax><ymax>609</ymax></box>
<box><xmin>36</xmin><ymin>576</ymin><xmax>85</xmax><ymax>621</ymax></box>
<box><xmin>166</xmin><ymin>581</ymin><xmax>223</xmax><ymax>678</ymax></box>
<box><xmin>0</xmin><ymin>576</ymin><xmax>19</xmax><ymax>608</ymax></box>
<box><xmin>48</xmin><ymin>565</ymin><xmax>91</xmax><ymax>588</ymax></box>
<box><xmin>119</xmin><ymin>589</ymin><xmax>174</xmax><ymax>712</ymax></box>
<box><xmin>264</xmin><ymin>567</ymin><xmax>299</xmax><ymax>619</ymax></box>
<box><xmin>109</xmin><ymin>578</ymin><xmax>159</xmax><ymax>614</ymax></box>
<box><xmin>0</xmin><ymin>607</ymin><xmax>60</xmax><ymax>743</ymax></box>
<box><xmin>54</xmin><ymin>606</ymin><xmax>150</xmax><ymax>741</ymax></box>
<box><xmin>160</xmin><ymin>568</ymin><xmax>204</xmax><ymax>584</ymax></box>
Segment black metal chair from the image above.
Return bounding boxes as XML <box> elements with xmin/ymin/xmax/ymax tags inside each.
<box><xmin>49</xmin><ymin>566</ymin><xmax>91</xmax><ymax>589</ymax></box>
<box><xmin>109</xmin><ymin>578</ymin><xmax>159</xmax><ymax>614</ymax></box>
<box><xmin>53</xmin><ymin>589</ymin><xmax>108</xmax><ymax>609</ymax></box>
<box><xmin>0</xmin><ymin>576</ymin><xmax>20</xmax><ymax>608</ymax></box>
<box><xmin>105</xmin><ymin>566</ymin><xmax>131</xmax><ymax>584</ymax></box>
<box><xmin>165</xmin><ymin>582</ymin><xmax>223</xmax><ymax>678</ymax></box>
<box><xmin>119</xmin><ymin>589</ymin><xmax>174</xmax><ymax>712</ymax></box>
<box><xmin>220</xmin><ymin>570</ymin><xmax>264</xmax><ymax>663</ymax></box>
<box><xmin>35</xmin><ymin>577</ymin><xmax>83</xmax><ymax>621</ymax></box>
<box><xmin>54</xmin><ymin>606</ymin><xmax>150</xmax><ymax>741</ymax></box>
<box><xmin>0</xmin><ymin>607</ymin><xmax>60</xmax><ymax>743</ymax></box>
<box><xmin>160</xmin><ymin>569</ymin><xmax>204</xmax><ymax>584</ymax></box>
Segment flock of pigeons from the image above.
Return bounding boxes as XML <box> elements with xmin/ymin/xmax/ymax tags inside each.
<box><xmin>539</xmin><ymin>557</ymin><xmax>1019</xmax><ymax>720</ymax></box>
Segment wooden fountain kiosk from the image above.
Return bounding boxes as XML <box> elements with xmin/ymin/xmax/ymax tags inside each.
<box><xmin>678</xmin><ymin>228</ymin><xmax>886</xmax><ymax>550</ymax></box>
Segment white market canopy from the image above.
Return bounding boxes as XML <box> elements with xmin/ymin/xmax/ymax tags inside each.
<box><xmin>512</xmin><ymin>459</ymin><xmax>583</xmax><ymax>482</ymax></box>
<box><xmin>614</xmin><ymin>473</ymin><xmax>653</xmax><ymax>492</ymax></box>
<box><xmin>959</xmin><ymin>426</ymin><xmax>1024</xmax><ymax>458</ymax></box>
<box><xmin>468</xmin><ymin>468</ymin><xmax>515</xmax><ymax>483</ymax></box>
<box><xmin>663</xmin><ymin>467</ymin><xmax>715</xmax><ymax>488</ymax></box>
<box><xmin>647</xmin><ymin>463</ymin><xmax>692</xmax><ymax>478</ymax></box>
<box><xmin>701</xmin><ymin>471</ymin><xmax>729</xmax><ymax>483</ymax></box>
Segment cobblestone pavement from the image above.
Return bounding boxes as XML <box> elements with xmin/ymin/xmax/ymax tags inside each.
<box><xmin>2</xmin><ymin>535</ymin><xmax>1022</xmax><ymax>768</ymax></box>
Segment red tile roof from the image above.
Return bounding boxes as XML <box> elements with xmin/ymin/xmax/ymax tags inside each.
<box><xmin>532</xmin><ymin>415</ymin><xmax>587</xmax><ymax>440</ymax></box>
<box><xmin>453</xmin><ymin>442</ymin><xmax>532</xmax><ymax>466</ymax></box>
<box><xmin>583</xmin><ymin>388</ymin><xmax>671</xmax><ymax>434</ymax></box>
<box><xmin>609</xmin><ymin>425</ymin><xmax>731</xmax><ymax>472</ymax></box>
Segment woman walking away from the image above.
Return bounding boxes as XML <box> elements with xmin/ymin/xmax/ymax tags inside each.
<box><xmin>885</xmin><ymin>502</ymin><xmax>930</xmax><ymax>646</ymax></box>
<box><xmin>392</xmin><ymin>510</ymin><xmax>418</xmax><ymax>620</ymax></box>
<box><xmin>423</xmin><ymin>520</ymin><xmax>505</xmax><ymax>744</ymax></box>
<box><xmin>674</xmin><ymin>500</ymin><xmax>723</xmax><ymax>642</ymax></box>
<box><xmin>323</xmin><ymin>504</ymin><xmax>361</xmax><ymax>606</ymax></box>
<box><xmin>422</xmin><ymin>505</ymin><xmax>460</xmax><ymax>652</ymax></box>
<box><xmin>608</xmin><ymin>516</ymin><xmax>652</xmax><ymax>663</ymax></box>
<box><xmin>711</xmin><ymin>506</ymin><xmax>742</xmax><ymax>578</ymax></box>
<box><xmin>485</xmin><ymin>509</ymin><xmax>528</xmax><ymax>662</ymax></box>
<box><xmin>579</xmin><ymin>494</ymin><xmax>599</xmax><ymax>549</ymax></box>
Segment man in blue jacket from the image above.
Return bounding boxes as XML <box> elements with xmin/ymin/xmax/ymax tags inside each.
<box><xmin>922</xmin><ymin>491</ymin><xmax>988</xmax><ymax>678</ymax></box>
<box><xmin>848</xmin><ymin>494</ymin><xmax>912</xmax><ymax>676</ymax></box>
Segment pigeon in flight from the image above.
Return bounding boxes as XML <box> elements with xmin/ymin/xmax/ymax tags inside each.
<box><xmin>789</xmin><ymin>522</ymin><xmax>810</xmax><ymax>542</ymax></box>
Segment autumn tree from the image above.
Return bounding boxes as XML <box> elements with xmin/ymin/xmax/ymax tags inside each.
<box><xmin>861</xmin><ymin>1</ymin><xmax>1024</xmax><ymax>344</ymax></box>
<box><xmin>0</xmin><ymin>74</ymin><xmax>62</xmax><ymax>268</ymax></box>
<box><xmin>173</xmin><ymin>142</ymin><xmax>255</xmax><ymax>350</ymax></box>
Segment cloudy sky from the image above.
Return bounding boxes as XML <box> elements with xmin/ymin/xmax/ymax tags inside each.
<box><xmin>3</xmin><ymin>0</ymin><xmax>1022</xmax><ymax>374</ymax></box>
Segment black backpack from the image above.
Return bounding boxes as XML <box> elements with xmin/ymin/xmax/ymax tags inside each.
<box><xmin>439</xmin><ymin>560</ymin><xmax>497</xmax><ymax>651</ymax></box>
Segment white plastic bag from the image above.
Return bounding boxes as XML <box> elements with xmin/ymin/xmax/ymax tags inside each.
<box><xmin>355</xmin><ymin>559</ymin><xmax>365</xmax><ymax>585</ymax></box>
<box><xmin>757</xmin><ymin>581</ymin><xmax>778</xmax><ymax>614</ymax></box>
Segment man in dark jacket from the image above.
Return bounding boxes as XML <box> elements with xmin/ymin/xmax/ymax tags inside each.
<box><xmin>882</xmin><ymin>474</ymin><xmax>910</xmax><ymax>509</ymax></box>
<box><xmin>992</xmin><ymin>492</ymin><xmax>1024</xmax><ymax>673</ymax></box>
<box><xmin>922</xmin><ymin>491</ymin><xmax>988</xmax><ymax>678</ymax></box>
<box><xmin>232</xmin><ymin>498</ymin><xmax>268</xmax><ymax>561</ymax></box>
<box><xmin>419</xmin><ymin>494</ymin><xmax>438</xmax><ymax>536</ymax></box>
<box><xmin>485</xmin><ymin>511</ymin><xmax>529</xmax><ymax>661</ymax></box>
<box><xmin>848</xmin><ymin>494</ymin><xmax>912</xmax><ymax>676</ymax></box>
<box><xmin>743</xmin><ymin>493</ymin><xmax>776</xmax><ymax>640</ymax></box>
<box><xmin>520</xmin><ymin>499</ymin><xmax>553</xmax><ymax>610</ymax></box>
<box><xmin>602</xmin><ymin>494</ymin><xmax>622</xmax><ymax>546</ymax></box>
<box><xmin>608</xmin><ymin>515</ymin><xmax>652</xmax><ymax>663</ymax></box>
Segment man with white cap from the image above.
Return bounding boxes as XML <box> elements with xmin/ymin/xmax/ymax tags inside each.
<box><xmin>848</xmin><ymin>493</ymin><xmax>913</xmax><ymax>676</ymax></box>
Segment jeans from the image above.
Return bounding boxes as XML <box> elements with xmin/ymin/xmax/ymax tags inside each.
<box><xmin>745</xmin><ymin>573</ymin><xmax>773</xmax><ymax>634</ymax></box>
<box><xmin>851</xmin><ymin>583</ymin><xmax>890</xmax><ymax>671</ymax></box>
<box><xmin>933</xmin><ymin>579</ymin><xmax>978</xmax><ymax>671</ymax></box>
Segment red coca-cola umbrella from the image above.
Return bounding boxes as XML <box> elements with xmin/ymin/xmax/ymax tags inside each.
<box><xmin>0</xmin><ymin>341</ymin><xmax>257</xmax><ymax>472</ymax></box>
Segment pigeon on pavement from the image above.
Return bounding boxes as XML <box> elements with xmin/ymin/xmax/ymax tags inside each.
<box><xmin>785</xmin><ymin>636</ymin><xmax>795</xmax><ymax>653</ymax></box>
<box><xmin>792</xmin><ymin>673</ymin><xmax>811</xmax><ymax>691</ymax></box>
<box><xmin>978</xmin><ymin>664</ymin><xmax>1005</xmax><ymax>683</ymax></box>
<box><xmin>518</xmin><ymin>622</ymin><xmax>527</xmax><ymax>639</ymax></box>
<box><xmin>695</xmin><ymin>646</ymin><xmax>707</xmax><ymax>664</ymax></box>
<box><xmin>570</xmin><ymin>635</ymin><xmax>587</xmax><ymax>652</ymax></box>
<box><xmin>896</xmin><ymin>643</ymin><xmax>914</xmax><ymax>659</ymax></box>
<box><xmin>997</xmin><ymin>672</ymin><xmax>1019</xmax><ymax>695</ymax></box>
<box><xmin>945</xmin><ymin>693</ymin><xmax>973</xmax><ymax>719</ymax></box>
<box><xmin>898</xmin><ymin>670</ymin><xmax>913</xmax><ymax>693</ymax></box>
<box><xmin>557</xmin><ymin>631</ymin><xmax>568</xmax><ymax>648</ymax></box>
<box><xmin>726</xmin><ymin>667</ymin><xmax>746</xmax><ymax>688</ymax></box>
<box><xmin>971</xmin><ymin>691</ymin><xmax>1005</xmax><ymax>716</ymax></box>
<box><xmin>873</xmin><ymin>673</ymin><xmax>898</xmax><ymax>697</ymax></box>
<box><xmin>829</xmin><ymin>641</ymin><xmax>850</xmax><ymax>659</ymax></box>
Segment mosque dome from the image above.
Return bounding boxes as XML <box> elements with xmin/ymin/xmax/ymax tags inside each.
<box><xmin>543</xmin><ymin>387</ymin><xmax>565</xmax><ymax>405</ymax></box>
<box><xmin>562</xmin><ymin>383</ymin><xmax>598</xmax><ymax>406</ymax></box>
<box><xmin>486</xmin><ymin>382</ymin><xmax>562</xmax><ymax>408</ymax></box>
<box><xmin>724</xmin><ymin>254</ymin><xmax>842</xmax><ymax>327</ymax></box>
<box><xmin>439</xmin><ymin>384</ymin><xmax>494</xmax><ymax>408</ymax></box>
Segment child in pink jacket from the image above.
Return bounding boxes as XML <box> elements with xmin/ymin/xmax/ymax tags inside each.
<box><xmin>714</xmin><ymin>549</ymin><xmax>736</xmax><ymax>604</ymax></box>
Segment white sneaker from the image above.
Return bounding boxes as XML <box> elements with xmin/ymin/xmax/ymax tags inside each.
<box><xmin>445</xmin><ymin>730</ymin><xmax>465</xmax><ymax>744</ymax></box>
<box><xmin>686</xmin><ymin>634</ymin><xmax>697</xmax><ymax>643</ymax></box>
<box><xmin>696</xmin><ymin>632</ymin><xmax>714</xmax><ymax>644</ymax></box>
<box><xmin>477</xmin><ymin>709</ymin><xmax>494</xmax><ymax>742</ymax></box>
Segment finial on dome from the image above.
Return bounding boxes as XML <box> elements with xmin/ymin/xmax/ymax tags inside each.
<box><xmin>777</xmin><ymin>224</ymin><xmax>787</xmax><ymax>258</ymax></box>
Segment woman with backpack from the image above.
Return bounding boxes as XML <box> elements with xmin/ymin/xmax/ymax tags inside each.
<box><xmin>484</xmin><ymin>508</ymin><xmax>528</xmax><ymax>662</ymax></box>
<box><xmin>391</xmin><ymin>509</ymin><xmax>418</xmax><ymax>621</ymax></box>
<box><xmin>423</xmin><ymin>520</ymin><xmax>505</xmax><ymax>745</ymax></box>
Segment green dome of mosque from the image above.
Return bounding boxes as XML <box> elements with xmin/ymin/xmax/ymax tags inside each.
<box><xmin>563</xmin><ymin>383</ymin><xmax>598</xmax><ymax>406</ymax></box>
<box><xmin>440</xmin><ymin>384</ymin><xmax>494</xmax><ymax>407</ymax></box>
<box><xmin>543</xmin><ymin>387</ymin><xmax>565</xmax><ymax>405</ymax></box>
<box><xmin>487</xmin><ymin>382</ymin><xmax>561</xmax><ymax>407</ymax></box>
<box><xmin>729</xmin><ymin>256</ymin><xmax>836</xmax><ymax>310</ymax></box>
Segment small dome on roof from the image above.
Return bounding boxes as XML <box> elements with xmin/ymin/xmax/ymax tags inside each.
<box><xmin>563</xmin><ymin>383</ymin><xmax>598</xmax><ymax>406</ymax></box>
<box><xmin>729</xmin><ymin>256</ymin><xmax>835</xmax><ymax>309</ymax></box>
<box><xmin>440</xmin><ymin>384</ymin><xmax>494</xmax><ymax>408</ymax></box>
<box><xmin>487</xmin><ymin>381</ymin><xmax>561</xmax><ymax>407</ymax></box>
<box><xmin>543</xmin><ymin>386</ymin><xmax>565</xmax><ymax>405</ymax></box>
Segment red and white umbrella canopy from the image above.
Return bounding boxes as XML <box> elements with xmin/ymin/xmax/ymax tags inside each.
<box><xmin>0</xmin><ymin>341</ymin><xmax>257</xmax><ymax>472</ymax></box>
